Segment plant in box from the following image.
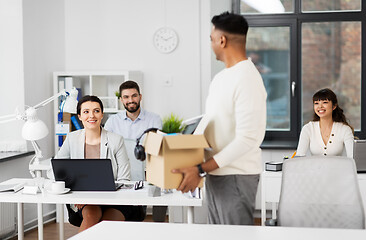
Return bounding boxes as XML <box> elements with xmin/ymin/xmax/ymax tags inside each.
<box><xmin>162</xmin><ymin>113</ymin><xmax>185</xmax><ymax>134</ymax></box>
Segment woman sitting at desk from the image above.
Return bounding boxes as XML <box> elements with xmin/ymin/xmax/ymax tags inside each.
<box><xmin>296</xmin><ymin>88</ymin><xmax>354</xmax><ymax>158</ymax></box>
<box><xmin>57</xmin><ymin>95</ymin><xmax>143</xmax><ymax>232</ymax></box>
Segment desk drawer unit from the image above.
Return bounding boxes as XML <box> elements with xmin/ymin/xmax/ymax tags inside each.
<box><xmin>263</xmin><ymin>172</ymin><xmax>282</xmax><ymax>202</ymax></box>
<box><xmin>264</xmin><ymin>176</ymin><xmax>282</xmax><ymax>202</ymax></box>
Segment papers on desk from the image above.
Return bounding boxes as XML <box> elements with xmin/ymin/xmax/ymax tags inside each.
<box><xmin>119</xmin><ymin>183</ymin><xmax>134</xmax><ymax>190</ymax></box>
<box><xmin>116</xmin><ymin>181</ymin><xmax>146</xmax><ymax>192</ymax></box>
<box><xmin>0</xmin><ymin>182</ymin><xmax>25</xmax><ymax>193</ymax></box>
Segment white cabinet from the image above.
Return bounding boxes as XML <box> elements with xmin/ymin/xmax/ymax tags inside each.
<box><xmin>53</xmin><ymin>71</ymin><xmax>143</xmax><ymax>152</ymax></box>
<box><xmin>53</xmin><ymin>71</ymin><xmax>143</xmax><ymax>112</ymax></box>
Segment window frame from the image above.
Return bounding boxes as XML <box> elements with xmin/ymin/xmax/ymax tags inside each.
<box><xmin>233</xmin><ymin>0</ymin><xmax>366</xmax><ymax>147</ymax></box>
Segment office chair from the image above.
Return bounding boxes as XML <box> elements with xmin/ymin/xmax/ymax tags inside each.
<box><xmin>269</xmin><ymin>156</ymin><xmax>365</xmax><ymax>229</ymax></box>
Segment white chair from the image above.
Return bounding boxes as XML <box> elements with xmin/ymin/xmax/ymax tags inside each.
<box><xmin>273</xmin><ymin>156</ymin><xmax>365</xmax><ymax>229</ymax></box>
<box><xmin>124</xmin><ymin>140</ymin><xmax>145</xmax><ymax>181</ymax></box>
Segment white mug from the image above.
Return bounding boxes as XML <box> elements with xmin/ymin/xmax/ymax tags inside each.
<box><xmin>51</xmin><ymin>181</ymin><xmax>65</xmax><ymax>193</ymax></box>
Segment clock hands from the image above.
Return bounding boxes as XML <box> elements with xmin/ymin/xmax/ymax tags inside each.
<box><xmin>163</xmin><ymin>35</ymin><xmax>173</xmax><ymax>40</ymax></box>
<box><xmin>159</xmin><ymin>35</ymin><xmax>173</xmax><ymax>41</ymax></box>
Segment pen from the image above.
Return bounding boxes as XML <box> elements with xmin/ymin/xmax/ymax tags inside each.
<box><xmin>291</xmin><ymin>151</ymin><xmax>296</xmax><ymax>158</ymax></box>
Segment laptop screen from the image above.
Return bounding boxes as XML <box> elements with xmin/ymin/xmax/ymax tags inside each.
<box><xmin>181</xmin><ymin>115</ymin><xmax>203</xmax><ymax>135</ymax></box>
<box><xmin>353</xmin><ymin>140</ymin><xmax>366</xmax><ymax>173</ymax></box>
<box><xmin>51</xmin><ymin>158</ymin><xmax>119</xmax><ymax>191</ymax></box>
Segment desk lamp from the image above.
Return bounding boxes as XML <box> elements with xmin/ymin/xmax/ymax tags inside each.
<box><xmin>0</xmin><ymin>87</ymin><xmax>78</xmax><ymax>179</ymax></box>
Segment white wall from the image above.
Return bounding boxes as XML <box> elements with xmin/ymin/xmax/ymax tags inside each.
<box><xmin>23</xmin><ymin>0</ymin><xmax>66</xmax><ymax>159</ymax></box>
<box><xmin>0</xmin><ymin>0</ymin><xmax>26</xmax><ymax>151</ymax></box>
<box><xmin>210</xmin><ymin>0</ymin><xmax>229</xmax><ymax>78</ymax></box>
<box><xmin>64</xmin><ymin>0</ymin><xmax>204</xmax><ymax>120</ymax></box>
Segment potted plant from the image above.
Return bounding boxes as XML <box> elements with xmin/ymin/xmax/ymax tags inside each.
<box><xmin>115</xmin><ymin>91</ymin><xmax>123</xmax><ymax>110</ymax></box>
<box><xmin>115</xmin><ymin>91</ymin><xmax>121</xmax><ymax>98</ymax></box>
<box><xmin>162</xmin><ymin>113</ymin><xmax>185</xmax><ymax>134</ymax></box>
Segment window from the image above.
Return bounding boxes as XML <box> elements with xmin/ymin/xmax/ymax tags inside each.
<box><xmin>247</xmin><ymin>27</ymin><xmax>291</xmax><ymax>131</ymax></box>
<box><xmin>241</xmin><ymin>0</ymin><xmax>293</xmax><ymax>14</ymax></box>
<box><xmin>301</xmin><ymin>22</ymin><xmax>361</xmax><ymax>130</ymax></box>
<box><xmin>234</xmin><ymin>0</ymin><xmax>365</xmax><ymax>146</ymax></box>
<box><xmin>302</xmin><ymin>0</ymin><xmax>361</xmax><ymax>12</ymax></box>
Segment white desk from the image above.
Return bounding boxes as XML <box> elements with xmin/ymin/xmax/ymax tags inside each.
<box><xmin>0</xmin><ymin>178</ymin><xmax>202</xmax><ymax>240</ymax></box>
<box><xmin>70</xmin><ymin>221</ymin><xmax>366</xmax><ymax>240</ymax></box>
<box><xmin>261</xmin><ymin>171</ymin><xmax>366</xmax><ymax>226</ymax></box>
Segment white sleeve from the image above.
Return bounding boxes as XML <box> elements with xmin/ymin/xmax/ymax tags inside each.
<box><xmin>296</xmin><ymin>124</ymin><xmax>311</xmax><ymax>157</ymax></box>
<box><xmin>343</xmin><ymin>125</ymin><xmax>354</xmax><ymax>158</ymax></box>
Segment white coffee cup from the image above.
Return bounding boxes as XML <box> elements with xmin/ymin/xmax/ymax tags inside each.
<box><xmin>51</xmin><ymin>181</ymin><xmax>65</xmax><ymax>193</ymax></box>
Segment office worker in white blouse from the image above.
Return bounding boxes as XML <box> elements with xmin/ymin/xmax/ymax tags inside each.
<box><xmin>296</xmin><ymin>88</ymin><xmax>354</xmax><ymax>158</ymax></box>
<box><xmin>56</xmin><ymin>95</ymin><xmax>143</xmax><ymax>233</ymax></box>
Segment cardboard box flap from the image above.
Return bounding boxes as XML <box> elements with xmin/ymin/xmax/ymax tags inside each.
<box><xmin>164</xmin><ymin>134</ymin><xmax>209</xmax><ymax>150</ymax></box>
<box><xmin>144</xmin><ymin>132</ymin><xmax>164</xmax><ymax>156</ymax></box>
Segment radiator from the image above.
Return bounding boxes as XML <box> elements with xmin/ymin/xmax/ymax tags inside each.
<box><xmin>0</xmin><ymin>203</ymin><xmax>16</xmax><ymax>238</ymax></box>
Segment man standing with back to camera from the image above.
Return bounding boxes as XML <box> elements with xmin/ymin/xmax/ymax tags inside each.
<box><xmin>173</xmin><ymin>12</ymin><xmax>267</xmax><ymax>225</ymax></box>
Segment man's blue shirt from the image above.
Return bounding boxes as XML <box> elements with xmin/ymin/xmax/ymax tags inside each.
<box><xmin>104</xmin><ymin>109</ymin><xmax>162</xmax><ymax>141</ymax></box>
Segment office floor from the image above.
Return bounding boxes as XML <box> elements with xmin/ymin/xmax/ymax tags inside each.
<box><xmin>14</xmin><ymin>222</ymin><xmax>79</xmax><ymax>240</ymax></box>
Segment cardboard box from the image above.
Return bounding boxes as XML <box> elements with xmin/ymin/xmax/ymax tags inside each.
<box><xmin>144</xmin><ymin>132</ymin><xmax>209</xmax><ymax>189</ymax></box>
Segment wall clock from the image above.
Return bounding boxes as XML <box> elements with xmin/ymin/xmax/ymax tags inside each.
<box><xmin>153</xmin><ymin>27</ymin><xmax>179</xmax><ymax>54</ymax></box>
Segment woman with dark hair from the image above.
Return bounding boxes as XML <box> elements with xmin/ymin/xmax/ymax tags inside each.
<box><xmin>55</xmin><ymin>95</ymin><xmax>143</xmax><ymax>232</ymax></box>
<box><xmin>296</xmin><ymin>88</ymin><xmax>354</xmax><ymax>158</ymax></box>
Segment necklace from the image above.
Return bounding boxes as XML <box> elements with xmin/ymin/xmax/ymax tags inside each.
<box><xmin>319</xmin><ymin>122</ymin><xmax>333</xmax><ymax>145</ymax></box>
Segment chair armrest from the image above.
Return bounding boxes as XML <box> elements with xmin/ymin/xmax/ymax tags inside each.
<box><xmin>265</xmin><ymin>219</ymin><xmax>278</xmax><ymax>226</ymax></box>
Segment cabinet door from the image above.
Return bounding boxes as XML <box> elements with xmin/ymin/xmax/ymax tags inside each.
<box><xmin>358</xmin><ymin>177</ymin><xmax>366</xmax><ymax>216</ymax></box>
<box><xmin>264</xmin><ymin>174</ymin><xmax>282</xmax><ymax>202</ymax></box>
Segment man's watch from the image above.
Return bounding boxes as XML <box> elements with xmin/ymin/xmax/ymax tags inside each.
<box><xmin>197</xmin><ymin>164</ymin><xmax>207</xmax><ymax>177</ymax></box>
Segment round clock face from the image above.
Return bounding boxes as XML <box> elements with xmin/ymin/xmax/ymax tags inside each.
<box><xmin>153</xmin><ymin>27</ymin><xmax>179</xmax><ymax>53</ymax></box>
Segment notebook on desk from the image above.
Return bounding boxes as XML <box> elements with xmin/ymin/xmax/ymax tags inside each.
<box><xmin>353</xmin><ymin>140</ymin><xmax>366</xmax><ymax>173</ymax></box>
<box><xmin>51</xmin><ymin>158</ymin><xmax>123</xmax><ymax>191</ymax></box>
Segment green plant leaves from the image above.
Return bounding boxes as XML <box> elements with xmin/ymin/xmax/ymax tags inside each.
<box><xmin>162</xmin><ymin>113</ymin><xmax>185</xmax><ymax>133</ymax></box>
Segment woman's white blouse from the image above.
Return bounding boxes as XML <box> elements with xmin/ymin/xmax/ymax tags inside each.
<box><xmin>296</xmin><ymin>121</ymin><xmax>354</xmax><ymax>158</ymax></box>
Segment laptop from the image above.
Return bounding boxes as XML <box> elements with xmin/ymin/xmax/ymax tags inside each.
<box><xmin>182</xmin><ymin>115</ymin><xmax>203</xmax><ymax>135</ymax></box>
<box><xmin>353</xmin><ymin>140</ymin><xmax>366</xmax><ymax>173</ymax></box>
<box><xmin>51</xmin><ymin>159</ymin><xmax>124</xmax><ymax>191</ymax></box>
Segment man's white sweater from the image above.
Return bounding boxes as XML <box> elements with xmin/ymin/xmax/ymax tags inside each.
<box><xmin>201</xmin><ymin>59</ymin><xmax>267</xmax><ymax>176</ymax></box>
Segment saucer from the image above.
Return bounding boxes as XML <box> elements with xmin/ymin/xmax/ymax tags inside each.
<box><xmin>46</xmin><ymin>188</ymin><xmax>70</xmax><ymax>195</ymax></box>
